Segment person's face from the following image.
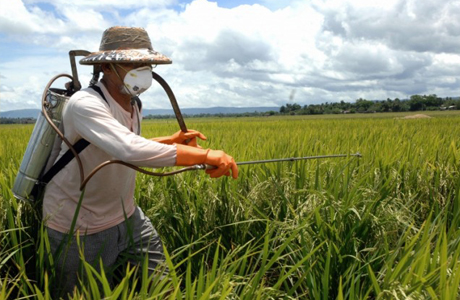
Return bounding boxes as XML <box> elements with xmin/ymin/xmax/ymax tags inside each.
<box><xmin>102</xmin><ymin>63</ymin><xmax>151</xmax><ymax>79</ymax></box>
<box><xmin>117</xmin><ymin>63</ymin><xmax>152</xmax><ymax>75</ymax></box>
<box><xmin>102</xmin><ymin>63</ymin><xmax>152</xmax><ymax>96</ymax></box>
<box><xmin>112</xmin><ymin>63</ymin><xmax>152</xmax><ymax>82</ymax></box>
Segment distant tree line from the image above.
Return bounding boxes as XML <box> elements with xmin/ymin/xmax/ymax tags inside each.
<box><xmin>144</xmin><ymin>111</ymin><xmax>277</xmax><ymax>119</ymax></box>
<box><xmin>279</xmin><ymin>95</ymin><xmax>459</xmax><ymax>115</ymax></box>
<box><xmin>2</xmin><ymin>94</ymin><xmax>458</xmax><ymax>124</ymax></box>
<box><xmin>0</xmin><ymin>117</ymin><xmax>36</xmax><ymax>125</ymax></box>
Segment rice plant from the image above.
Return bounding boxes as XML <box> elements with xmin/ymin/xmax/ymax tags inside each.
<box><xmin>1</xmin><ymin>112</ymin><xmax>460</xmax><ymax>299</ymax></box>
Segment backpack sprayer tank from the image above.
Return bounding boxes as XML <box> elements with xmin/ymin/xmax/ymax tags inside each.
<box><xmin>12</xmin><ymin>50</ymin><xmax>91</xmax><ymax>202</ymax></box>
<box><xmin>12</xmin><ymin>88</ymin><xmax>69</xmax><ymax>201</ymax></box>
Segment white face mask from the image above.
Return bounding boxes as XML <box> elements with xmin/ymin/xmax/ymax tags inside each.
<box><xmin>121</xmin><ymin>66</ymin><xmax>153</xmax><ymax>96</ymax></box>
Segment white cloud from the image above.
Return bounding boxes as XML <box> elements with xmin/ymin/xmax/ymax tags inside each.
<box><xmin>58</xmin><ymin>7</ymin><xmax>108</xmax><ymax>32</ymax></box>
<box><xmin>316</xmin><ymin>0</ymin><xmax>460</xmax><ymax>54</ymax></box>
<box><xmin>22</xmin><ymin>0</ymin><xmax>175</xmax><ymax>9</ymax></box>
<box><xmin>1</xmin><ymin>0</ymin><xmax>460</xmax><ymax>112</ymax></box>
<box><xmin>0</xmin><ymin>54</ymin><xmax>72</xmax><ymax>111</ymax></box>
<box><xmin>0</xmin><ymin>0</ymin><xmax>65</xmax><ymax>35</ymax></box>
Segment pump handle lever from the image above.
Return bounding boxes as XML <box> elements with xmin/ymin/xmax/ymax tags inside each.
<box><xmin>69</xmin><ymin>50</ymin><xmax>91</xmax><ymax>93</ymax></box>
<box><xmin>151</xmin><ymin>71</ymin><xmax>188</xmax><ymax>133</ymax></box>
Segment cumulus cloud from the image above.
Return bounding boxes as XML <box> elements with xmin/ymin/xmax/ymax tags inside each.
<box><xmin>0</xmin><ymin>0</ymin><xmax>65</xmax><ymax>35</ymax></box>
<box><xmin>1</xmin><ymin>0</ymin><xmax>460</xmax><ymax>112</ymax></box>
<box><xmin>307</xmin><ymin>0</ymin><xmax>460</xmax><ymax>99</ymax></box>
<box><xmin>23</xmin><ymin>0</ymin><xmax>175</xmax><ymax>10</ymax></box>
<box><xmin>316</xmin><ymin>0</ymin><xmax>460</xmax><ymax>54</ymax></box>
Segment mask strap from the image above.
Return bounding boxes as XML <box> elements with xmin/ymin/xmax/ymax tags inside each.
<box><xmin>110</xmin><ymin>63</ymin><xmax>133</xmax><ymax>99</ymax></box>
<box><xmin>110</xmin><ymin>63</ymin><xmax>124</xmax><ymax>82</ymax></box>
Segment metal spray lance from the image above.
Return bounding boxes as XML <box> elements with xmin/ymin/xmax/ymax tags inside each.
<box><xmin>137</xmin><ymin>72</ymin><xmax>363</xmax><ymax>170</ymax></box>
<box><xmin>81</xmin><ymin>71</ymin><xmax>363</xmax><ymax>188</ymax></box>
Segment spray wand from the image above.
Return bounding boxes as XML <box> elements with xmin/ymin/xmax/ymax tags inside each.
<box><xmin>80</xmin><ymin>72</ymin><xmax>362</xmax><ymax>188</ymax></box>
<box><xmin>42</xmin><ymin>51</ymin><xmax>362</xmax><ymax>190</ymax></box>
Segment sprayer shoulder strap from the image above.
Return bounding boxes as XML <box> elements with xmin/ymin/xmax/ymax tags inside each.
<box><xmin>39</xmin><ymin>139</ymin><xmax>90</xmax><ymax>185</ymax></box>
<box><xmin>89</xmin><ymin>85</ymin><xmax>109</xmax><ymax>106</ymax></box>
<box><xmin>38</xmin><ymin>86</ymin><xmax>111</xmax><ymax>185</ymax></box>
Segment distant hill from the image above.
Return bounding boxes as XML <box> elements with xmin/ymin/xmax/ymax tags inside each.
<box><xmin>0</xmin><ymin>107</ymin><xmax>279</xmax><ymax>119</ymax></box>
<box><xmin>0</xmin><ymin>109</ymin><xmax>41</xmax><ymax>119</ymax></box>
<box><xmin>143</xmin><ymin>106</ymin><xmax>279</xmax><ymax>116</ymax></box>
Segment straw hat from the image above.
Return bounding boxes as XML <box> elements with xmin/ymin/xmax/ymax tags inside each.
<box><xmin>80</xmin><ymin>26</ymin><xmax>172</xmax><ymax>65</ymax></box>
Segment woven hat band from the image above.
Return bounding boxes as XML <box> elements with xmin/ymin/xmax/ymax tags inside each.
<box><xmin>99</xmin><ymin>27</ymin><xmax>154</xmax><ymax>51</ymax></box>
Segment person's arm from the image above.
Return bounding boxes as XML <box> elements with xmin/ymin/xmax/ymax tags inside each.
<box><xmin>68</xmin><ymin>95</ymin><xmax>176</xmax><ymax>168</ymax></box>
<box><xmin>68</xmin><ymin>93</ymin><xmax>238</xmax><ymax>178</ymax></box>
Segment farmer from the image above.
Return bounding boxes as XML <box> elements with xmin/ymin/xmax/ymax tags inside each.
<box><xmin>43</xmin><ymin>26</ymin><xmax>238</xmax><ymax>297</ymax></box>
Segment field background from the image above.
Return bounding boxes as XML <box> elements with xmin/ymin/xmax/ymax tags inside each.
<box><xmin>1</xmin><ymin>111</ymin><xmax>460</xmax><ymax>299</ymax></box>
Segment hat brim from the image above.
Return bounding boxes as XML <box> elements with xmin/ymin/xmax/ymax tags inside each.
<box><xmin>79</xmin><ymin>49</ymin><xmax>172</xmax><ymax>65</ymax></box>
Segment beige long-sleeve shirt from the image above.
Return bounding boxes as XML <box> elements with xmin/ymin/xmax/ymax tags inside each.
<box><xmin>43</xmin><ymin>82</ymin><xmax>177</xmax><ymax>235</ymax></box>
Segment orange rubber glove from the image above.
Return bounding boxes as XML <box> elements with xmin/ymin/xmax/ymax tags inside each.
<box><xmin>153</xmin><ymin>129</ymin><xmax>206</xmax><ymax>147</ymax></box>
<box><xmin>176</xmin><ymin>144</ymin><xmax>238</xmax><ymax>179</ymax></box>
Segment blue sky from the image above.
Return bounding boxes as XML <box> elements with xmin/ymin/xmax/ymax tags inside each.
<box><xmin>1</xmin><ymin>0</ymin><xmax>460</xmax><ymax>112</ymax></box>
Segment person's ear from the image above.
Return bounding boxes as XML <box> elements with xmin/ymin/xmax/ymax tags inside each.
<box><xmin>101</xmin><ymin>64</ymin><xmax>112</xmax><ymax>74</ymax></box>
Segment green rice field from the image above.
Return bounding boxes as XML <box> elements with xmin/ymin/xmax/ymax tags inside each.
<box><xmin>2</xmin><ymin>111</ymin><xmax>460</xmax><ymax>299</ymax></box>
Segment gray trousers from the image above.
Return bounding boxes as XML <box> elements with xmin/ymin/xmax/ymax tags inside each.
<box><xmin>47</xmin><ymin>206</ymin><xmax>167</xmax><ymax>298</ymax></box>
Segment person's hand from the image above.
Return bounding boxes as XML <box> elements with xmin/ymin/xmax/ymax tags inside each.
<box><xmin>175</xmin><ymin>145</ymin><xmax>238</xmax><ymax>179</ymax></box>
<box><xmin>171</xmin><ymin>129</ymin><xmax>207</xmax><ymax>147</ymax></box>
<box><xmin>152</xmin><ymin>129</ymin><xmax>206</xmax><ymax>148</ymax></box>
<box><xmin>204</xmin><ymin>149</ymin><xmax>239</xmax><ymax>179</ymax></box>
